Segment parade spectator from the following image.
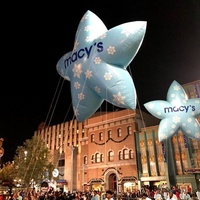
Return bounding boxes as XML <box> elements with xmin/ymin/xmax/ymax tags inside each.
<box><xmin>166</xmin><ymin>190</ymin><xmax>178</xmax><ymax>200</ymax></box>
<box><xmin>180</xmin><ymin>190</ymin><xmax>187</xmax><ymax>200</ymax></box>
<box><xmin>154</xmin><ymin>189</ymin><xmax>163</xmax><ymax>200</ymax></box>
<box><xmin>105</xmin><ymin>190</ymin><xmax>114</xmax><ymax>200</ymax></box>
<box><xmin>185</xmin><ymin>192</ymin><xmax>191</xmax><ymax>200</ymax></box>
<box><xmin>16</xmin><ymin>192</ymin><xmax>23</xmax><ymax>200</ymax></box>
<box><xmin>196</xmin><ymin>188</ymin><xmax>200</xmax><ymax>200</ymax></box>
<box><xmin>142</xmin><ymin>193</ymin><xmax>151</xmax><ymax>200</ymax></box>
<box><xmin>91</xmin><ymin>190</ymin><xmax>100</xmax><ymax>200</ymax></box>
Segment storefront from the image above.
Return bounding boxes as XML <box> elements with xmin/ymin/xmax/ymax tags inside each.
<box><xmin>87</xmin><ymin>178</ymin><xmax>104</xmax><ymax>191</ymax></box>
<box><xmin>57</xmin><ymin>179</ymin><xmax>68</xmax><ymax>192</ymax></box>
<box><xmin>119</xmin><ymin>176</ymin><xmax>138</xmax><ymax>192</ymax></box>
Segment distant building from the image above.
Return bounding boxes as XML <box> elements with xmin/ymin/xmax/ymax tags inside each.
<box><xmin>34</xmin><ymin>80</ymin><xmax>200</xmax><ymax>193</ymax></box>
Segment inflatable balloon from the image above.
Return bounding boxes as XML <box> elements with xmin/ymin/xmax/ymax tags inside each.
<box><xmin>144</xmin><ymin>80</ymin><xmax>200</xmax><ymax>142</ymax></box>
<box><xmin>57</xmin><ymin>10</ymin><xmax>147</xmax><ymax>122</ymax></box>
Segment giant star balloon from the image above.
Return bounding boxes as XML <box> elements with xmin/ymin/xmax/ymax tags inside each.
<box><xmin>144</xmin><ymin>80</ymin><xmax>200</xmax><ymax>142</ymax></box>
<box><xmin>56</xmin><ymin>10</ymin><xmax>147</xmax><ymax>122</ymax></box>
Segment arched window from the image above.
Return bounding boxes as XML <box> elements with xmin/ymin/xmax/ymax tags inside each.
<box><xmin>123</xmin><ymin>149</ymin><xmax>129</xmax><ymax>159</ymax></box>
<box><xmin>108</xmin><ymin>130</ymin><xmax>112</xmax><ymax>139</ymax></box>
<box><xmin>91</xmin><ymin>134</ymin><xmax>94</xmax><ymax>142</ymax></box>
<box><xmin>119</xmin><ymin>151</ymin><xmax>123</xmax><ymax>160</ymax></box>
<box><xmin>99</xmin><ymin>132</ymin><xmax>103</xmax><ymax>141</ymax></box>
<box><xmin>101</xmin><ymin>154</ymin><xmax>104</xmax><ymax>162</ymax></box>
<box><xmin>84</xmin><ymin>156</ymin><xmax>88</xmax><ymax>164</ymax></box>
<box><xmin>129</xmin><ymin>149</ymin><xmax>134</xmax><ymax>159</ymax></box>
<box><xmin>96</xmin><ymin>153</ymin><xmax>101</xmax><ymax>163</ymax></box>
<box><xmin>91</xmin><ymin>155</ymin><xmax>95</xmax><ymax>163</ymax></box>
<box><xmin>95</xmin><ymin>152</ymin><xmax>104</xmax><ymax>163</ymax></box>
<box><xmin>108</xmin><ymin>150</ymin><xmax>114</xmax><ymax>162</ymax></box>
<box><xmin>117</xmin><ymin>128</ymin><xmax>121</xmax><ymax>137</ymax></box>
<box><xmin>127</xmin><ymin>126</ymin><xmax>132</xmax><ymax>135</ymax></box>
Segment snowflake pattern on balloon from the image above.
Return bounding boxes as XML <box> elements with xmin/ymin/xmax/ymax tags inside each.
<box><xmin>144</xmin><ymin>80</ymin><xmax>200</xmax><ymax>142</ymax></box>
<box><xmin>57</xmin><ymin>10</ymin><xmax>147</xmax><ymax>122</ymax></box>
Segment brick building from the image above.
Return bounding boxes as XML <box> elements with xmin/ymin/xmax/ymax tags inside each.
<box><xmin>34</xmin><ymin>80</ymin><xmax>200</xmax><ymax>193</ymax></box>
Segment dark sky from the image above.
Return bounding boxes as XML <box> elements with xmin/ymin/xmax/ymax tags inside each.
<box><xmin>1</xmin><ymin>1</ymin><xmax>200</xmax><ymax>162</ymax></box>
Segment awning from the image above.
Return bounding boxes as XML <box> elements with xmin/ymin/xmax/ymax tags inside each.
<box><xmin>87</xmin><ymin>178</ymin><xmax>104</xmax><ymax>185</ymax></box>
<box><xmin>119</xmin><ymin>176</ymin><xmax>137</xmax><ymax>183</ymax></box>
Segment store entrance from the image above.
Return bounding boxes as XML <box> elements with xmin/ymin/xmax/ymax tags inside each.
<box><xmin>108</xmin><ymin>173</ymin><xmax>117</xmax><ymax>191</ymax></box>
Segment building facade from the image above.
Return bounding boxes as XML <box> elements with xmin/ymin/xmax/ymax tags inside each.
<box><xmin>34</xmin><ymin>80</ymin><xmax>200</xmax><ymax>193</ymax></box>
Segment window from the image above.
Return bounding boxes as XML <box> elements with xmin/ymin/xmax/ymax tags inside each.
<box><xmin>119</xmin><ymin>151</ymin><xmax>123</xmax><ymax>160</ymax></box>
<box><xmin>99</xmin><ymin>132</ymin><xmax>103</xmax><ymax>141</ymax></box>
<box><xmin>108</xmin><ymin>130</ymin><xmax>112</xmax><ymax>139</ymax></box>
<box><xmin>96</xmin><ymin>153</ymin><xmax>101</xmax><ymax>163</ymax></box>
<box><xmin>91</xmin><ymin>134</ymin><xmax>94</xmax><ymax>142</ymax></box>
<box><xmin>127</xmin><ymin>126</ymin><xmax>132</xmax><ymax>135</ymax></box>
<box><xmin>124</xmin><ymin>149</ymin><xmax>129</xmax><ymax>159</ymax></box>
<box><xmin>129</xmin><ymin>150</ymin><xmax>134</xmax><ymax>159</ymax></box>
<box><xmin>117</xmin><ymin>128</ymin><xmax>121</xmax><ymax>137</ymax></box>
<box><xmin>118</xmin><ymin>148</ymin><xmax>133</xmax><ymax>160</ymax></box>
<box><xmin>58</xmin><ymin>159</ymin><xmax>65</xmax><ymax>167</ymax></box>
<box><xmin>91</xmin><ymin>155</ymin><xmax>95</xmax><ymax>163</ymax></box>
<box><xmin>84</xmin><ymin>156</ymin><xmax>88</xmax><ymax>165</ymax></box>
<box><xmin>92</xmin><ymin>153</ymin><xmax>104</xmax><ymax>163</ymax></box>
<box><xmin>101</xmin><ymin>154</ymin><xmax>104</xmax><ymax>162</ymax></box>
<box><xmin>108</xmin><ymin>150</ymin><xmax>114</xmax><ymax>161</ymax></box>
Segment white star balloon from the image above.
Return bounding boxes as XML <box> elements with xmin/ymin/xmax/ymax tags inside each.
<box><xmin>57</xmin><ymin>10</ymin><xmax>147</xmax><ymax>122</ymax></box>
<box><xmin>144</xmin><ymin>80</ymin><xmax>200</xmax><ymax>142</ymax></box>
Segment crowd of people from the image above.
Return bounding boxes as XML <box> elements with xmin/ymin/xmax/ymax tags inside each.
<box><xmin>7</xmin><ymin>189</ymin><xmax>115</xmax><ymax>200</ymax></box>
<box><xmin>139</xmin><ymin>185</ymin><xmax>200</xmax><ymax>200</ymax></box>
<box><xmin>4</xmin><ymin>185</ymin><xmax>200</xmax><ymax>200</ymax></box>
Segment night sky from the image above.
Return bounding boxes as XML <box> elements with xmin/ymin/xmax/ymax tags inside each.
<box><xmin>1</xmin><ymin>1</ymin><xmax>200</xmax><ymax>162</ymax></box>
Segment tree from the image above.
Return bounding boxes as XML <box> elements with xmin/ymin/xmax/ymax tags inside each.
<box><xmin>0</xmin><ymin>162</ymin><xmax>15</xmax><ymax>194</ymax></box>
<box><xmin>0</xmin><ymin>161</ymin><xmax>15</xmax><ymax>184</ymax></box>
<box><xmin>13</xmin><ymin>135</ymin><xmax>55</xmax><ymax>188</ymax></box>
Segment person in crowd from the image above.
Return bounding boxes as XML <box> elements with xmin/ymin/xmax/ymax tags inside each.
<box><xmin>196</xmin><ymin>188</ymin><xmax>200</xmax><ymax>200</ymax></box>
<box><xmin>170</xmin><ymin>186</ymin><xmax>179</xmax><ymax>200</ymax></box>
<box><xmin>91</xmin><ymin>190</ymin><xmax>100</xmax><ymax>200</ymax></box>
<box><xmin>142</xmin><ymin>193</ymin><xmax>151</xmax><ymax>200</ymax></box>
<box><xmin>154</xmin><ymin>189</ymin><xmax>163</xmax><ymax>200</ymax></box>
<box><xmin>166</xmin><ymin>190</ymin><xmax>178</xmax><ymax>200</ymax></box>
<box><xmin>179</xmin><ymin>190</ymin><xmax>188</xmax><ymax>200</ymax></box>
<box><xmin>185</xmin><ymin>192</ymin><xmax>191</xmax><ymax>200</ymax></box>
<box><xmin>162</xmin><ymin>188</ymin><xmax>169</xmax><ymax>200</ymax></box>
<box><xmin>187</xmin><ymin>186</ymin><xmax>191</xmax><ymax>195</ymax></box>
<box><xmin>16</xmin><ymin>192</ymin><xmax>23</xmax><ymax>200</ymax></box>
<box><xmin>9</xmin><ymin>193</ymin><xmax>17</xmax><ymax>200</ymax></box>
<box><xmin>105</xmin><ymin>190</ymin><xmax>114</xmax><ymax>200</ymax></box>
